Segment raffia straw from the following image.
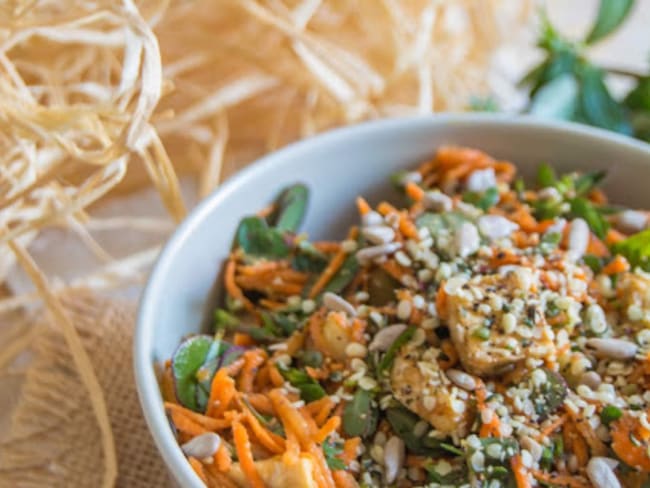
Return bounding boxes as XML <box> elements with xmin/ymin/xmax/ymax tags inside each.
<box><xmin>8</xmin><ymin>237</ymin><xmax>117</xmax><ymax>488</ymax></box>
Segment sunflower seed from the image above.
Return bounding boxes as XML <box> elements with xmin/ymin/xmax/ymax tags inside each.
<box><xmin>465</xmin><ymin>168</ymin><xmax>496</xmax><ymax>192</ymax></box>
<box><xmin>586</xmin><ymin>338</ymin><xmax>638</xmax><ymax>360</ymax></box>
<box><xmin>181</xmin><ymin>432</ymin><xmax>221</xmax><ymax>459</ymax></box>
<box><xmin>384</xmin><ymin>436</ymin><xmax>405</xmax><ymax>484</ymax></box>
<box><xmin>362</xmin><ymin>225</ymin><xmax>395</xmax><ymax>244</ymax></box>
<box><xmin>568</xmin><ymin>218</ymin><xmax>589</xmax><ymax>260</ymax></box>
<box><xmin>356</xmin><ymin>242</ymin><xmax>402</xmax><ymax>264</ymax></box>
<box><xmin>362</xmin><ymin>210</ymin><xmax>384</xmax><ymax>227</ymax></box>
<box><xmin>477</xmin><ymin>215</ymin><xmax>519</xmax><ymax>240</ymax></box>
<box><xmin>454</xmin><ymin>222</ymin><xmax>480</xmax><ymax>258</ymax></box>
<box><xmin>423</xmin><ymin>190</ymin><xmax>453</xmax><ymax>212</ymax></box>
<box><xmin>578</xmin><ymin>371</ymin><xmax>602</xmax><ymax>390</ymax></box>
<box><xmin>614</xmin><ymin>210</ymin><xmax>648</xmax><ymax>233</ymax></box>
<box><xmin>323</xmin><ymin>292</ymin><xmax>357</xmax><ymax>316</ymax></box>
<box><xmin>587</xmin><ymin>457</ymin><xmax>621</xmax><ymax>488</ymax></box>
<box><xmin>368</xmin><ymin>324</ymin><xmax>408</xmax><ymax>352</ymax></box>
<box><xmin>446</xmin><ymin>368</ymin><xmax>477</xmax><ymax>391</ymax></box>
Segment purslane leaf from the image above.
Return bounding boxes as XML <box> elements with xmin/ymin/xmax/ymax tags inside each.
<box><xmin>586</xmin><ymin>0</ymin><xmax>636</xmax><ymax>44</ymax></box>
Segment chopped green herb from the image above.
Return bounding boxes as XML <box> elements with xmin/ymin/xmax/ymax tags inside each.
<box><xmin>377</xmin><ymin>326</ymin><xmax>416</xmax><ymax>373</ymax></box>
<box><xmin>472</xmin><ymin>327</ymin><xmax>490</xmax><ymax>341</ymax></box>
<box><xmin>612</xmin><ymin>228</ymin><xmax>650</xmax><ymax>271</ymax></box>
<box><xmin>569</xmin><ymin>197</ymin><xmax>609</xmax><ymax>239</ymax></box>
<box><xmin>601</xmin><ymin>405</ymin><xmax>623</xmax><ymax>424</ymax></box>
<box><xmin>279</xmin><ymin>367</ymin><xmax>326</xmax><ymax>402</ymax></box>
<box><xmin>462</xmin><ymin>187</ymin><xmax>499</xmax><ymax>211</ymax></box>
<box><xmin>537</xmin><ymin>163</ymin><xmax>557</xmax><ymax>188</ymax></box>
<box><xmin>583</xmin><ymin>254</ymin><xmax>604</xmax><ymax>274</ymax></box>
<box><xmin>323</xmin><ymin>438</ymin><xmax>346</xmax><ymax>470</ymax></box>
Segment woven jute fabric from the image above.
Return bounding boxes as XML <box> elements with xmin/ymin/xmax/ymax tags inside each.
<box><xmin>0</xmin><ymin>291</ymin><xmax>172</xmax><ymax>488</ymax></box>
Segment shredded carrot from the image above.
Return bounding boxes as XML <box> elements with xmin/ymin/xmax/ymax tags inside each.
<box><xmin>225</xmin><ymin>257</ymin><xmax>255</xmax><ymax>313</ymax></box>
<box><xmin>532</xmin><ymin>470</ymin><xmax>590</xmax><ymax>488</ymax></box>
<box><xmin>435</xmin><ymin>284</ymin><xmax>448</xmax><ymax>319</ymax></box>
<box><xmin>405</xmin><ymin>181</ymin><xmax>424</xmax><ymax>201</ymax></box>
<box><xmin>225</xmin><ymin>357</ymin><xmax>246</xmax><ymax>376</ymax></box>
<box><xmin>243</xmin><ymin>408</ymin><xmax>285</xmax><ymax>454</ymax></box>
<box><xmin>511</xmin><ymin>454</ymin><xmax>531</xmax><ymax>488</ymax></box>
<box><xmin>587</xmin><ymin>233</ymin><xmax>609</xmax><ymax>257</ymax></box>
<box><xmin>332</xmin><ymin>470</ymin><xmax>357</xmax><ymax>488</ymax></box>
<box><xmin>306</xmin><ymin>396</ymin><xmax>334</xmax><ymax>416</ymax></box>
<box><xmin>207</xmin><ymin>367</ymin><xmax>236</xmax><ymax>417</ymax></box>
<box><xmin>268</xmin><ymin>389</ymin><xmax>313</xmax><ymax>448</ymax></box>
<box><xmin>215</xmin><ymin>443</ymin><xmax>232</xmax><ymax>472</ymax></box>
<box><xmin>313</xmin><ymin>416</ymin><xmax>341</xmax><ymax>443</ymax></box>
<box><xmin>232</xmin><ymin>420</ymin><xmax>266</xmax><ymax>488</ymax></box>
<box><xmin>314</xmin><ymin>399</ymin><xmax>336</xmax><ymax>427</ymax></box>
<box><xmin>350</xmin><ymin>318</ymin><xmax>366</xmax><ymax>343</ymax></box>
<box><xmin>168</xmin><ymin>408</ymin><xmax>207</xmax><ymax>437</ymax></box>
<box><xmin>341</xmin><ymin>437</ymin><xmax>361</xmax><ymax>463</ymax></box>
<box><xmin>188</xmin><ymin>456</ymin><xmax>208</xmax><ymax>483</ymax></box>
<box><xmin>377</xmin><ymin>201</ymin><xmax>397</xmax><ymax>216</ymax></box>
<box><xmin>611</xmin><ymin>414</ymin><xmax>650</xmax><ymax>472</ymax></box>
<box><xmin>309</xmin><ymin>251</ymin><xmax>347</xmax><ymax>298</ymax></box>
<box><xmin>233</xmin><ymin>332</ymin><xmax>255</xmax><ymax>347</ymax></box>
<box><xmin>399</xmin><ymin>212</ymin><xmax>419</xmax><ymax>240</ymax></box>
<box><xmin>479</xmin><ymin>413</ymin><xmax>501</xmax><ymax>438</ymax></box>
<box><xmin>606</xmin><ymin>228</ymin><xmax>626</xmax><ymax>245</ymax></box>
<box><xmin>602</xmin><ymin>255</ymin><xmax>630</xmax><ymax>275</ymax></box>
<box><xmin>313</xmin><ymin>241</ymin><xmax>343</xmax><ymax>253</ymax></box>
<box><xmin>356</xmin><ymin>196</ymin><xmax>371</xmax><ymax>216</ymax></box>
<box><xmin>267</xmin><ymin>363</ymin><xmax>285</xmax><ymax>387</ymax></box>
<box><xmin>165</xmin><ymin>402</ymin><xmax>230</xmax><ymax>432</ymax></box>
<box><xmin>510</xmin><ymin>207</ymin><xmax>538</xmax><ymax>233</ymax></box>
<box><xmin>381</xmin><ymin>259</ymin><xmax>411</xmax><ymax>284</ymax></box>
<box><xmin>539</xmin><ymin>414</ymin><xmax>566</xmax><ymax>438</ymax></box>
<box><xmin>238</xmin><ymin>349</ymin><xmax>266</xmax><ymax>393</ymax></box>
<box><xmin>247</xmin><ymin>393</ymin><xmax>274</xmax><ymax>414</ymax></box>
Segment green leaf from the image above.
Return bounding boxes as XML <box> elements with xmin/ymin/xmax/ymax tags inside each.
<box><xmin>586</xmin><ymin>0</ymin><xmax>635</xmax><ymax>44</ymax></box>
<box><xmin>320</xmin><ymin>253</ymin><xmax>359</xmax><ymax>296</ymax></box>
<box><xmin>279</xmin><ymin>367</ymin><xmax>326</xmax><ymax>402</ymax></box>
<box><xmin>270</xmin><ymin>184</ymin><xmax>309</xmax><ymax>233</ymax></box>
<box><xmin>575</xmin><ymin>170</ymin><xmax>607</xmax><ymax>196</ymax></box>
<box><xmin>569</xmin><ymin>197</ymin><xmax>609</xmax><ymax>239</ymax></box>
<box><xmin>536</xmin><ymin>163</ymin><xmax>557</xmax><ymax>188</ymax></box>
<box><xmin>583</xmin><ymin>254</ymin><xmax>604</xmax><ymax>274</ymax></box>
<box><xmin>386</xmin><ymin>406</ymin><xmax>451</xmax><ymax>456</ymax></box>
<box><xmin>612</xmin><ymin>228</ymin><xmax>650</xmax><ymax>271</ymax></box>
<box><xmin>462</xmin><ymin>187</ymin><xmax>499</xmax><ymax>211</ymax></box>
<box><xmin>236</xmin><ymin>216</ymin><xmax>291</xmax><ymax>258</ymax></box>
<box><xmin>530</xmin><ymin>73</ymin><xmax>579</xmax><ymax>120</ymax></box>
<box><xmin>377</xmin><ymin>326</ymin><xmax>416</xmax><ymax>373</ymax></box>
<box><xmin>172</xmin><ymin>335</ymin><xmax>213</xmax><ymax>412</ymax></box>
<box><xmin>292</xmin><ymin>241</ymin><xmax>328</xmax><ymax>273</ymax></box>
<box><xmin>577</xmin><ymin>65</ymin><xmax>632</xmax><ymax>135</ymax></box>
<box><xmin>323</xmin><ymin>438</ymin><xmax>346</xmax><ymax>470</ymax></box>
<box><xmin>625</xmin><ymin>77</ymin><xmax>650</xmax><ymax>111</ymax></box>
<box><xmin>342</xmin><ymin>389</ymin><xmax>378</xmax><ymax>438</ymax></box>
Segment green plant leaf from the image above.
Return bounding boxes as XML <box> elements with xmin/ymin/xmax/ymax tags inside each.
<box><xmin>172</xmin><ymin>335</ymin><xmax>213</xmax><ymax>411</ymax></box>
<box><xmin>530</xmin><ymin>73</ymin><xmax>579</xmax><ymax>120</ymax></box>
<box><xmin>462</xmin><ymin>187</ymin><xmax>500</xmax><ymax>211</ymax></box>
<box><xmin>385</xmin><ymin>406</ymin><xmax>451</xmax><ymax>456</ymax></box>
<box><xmin>536</xmin><ymin>163</ymin><xmax>557</xmax><ymax>188</ymax></box>
<box><xmin>342</xmin><ymin>389</ymin><xmax>378</xmax><ymax>438</ymax></box>
<box><xmin>270</xmin><ymin>184</ymin><xmax>309</xmax><ymax>233</ymax></box>
<box><xmin>323</xmin><ymin>438</ymin><xmax>346</xmax><ymax>470</ymax></box>
<box><xmin>612</xmin><ymin>228</ymin><xmax>650</xmax><ymax>271</ymax></box>
<box><xmin>377</xmin><ymin>326</ymin><xmax>416</xmax><ymax>373</ymax></box>
<box><xmin>569</xmin><ymin>197</ymin><xmax>609</xmax><ymax>239</ymax></box>
<box><xmin>577</xmin><ymin>65</ymin><xmax>632</xmax><ymax>135</ymax></box>
<box><xmin>586</xmin><ymin>0</ymin><xmax>635</xmax><ymax>44</ymax></box>
<box><xmin>320</xmin><ymin>253</ymin><xmax>359</xmax><ymax>296</ymax></box>
<box><xmin>279</xmin><ymin>367</ymin><xmax>326</xmax><ymax>402</ymax></box>
<box><xmin>624</xmin><ymin>76</ymin><xmax>650</xmax><ymax>110</ymax></box>
<box><xmin>575</xmin><ymin>170</ymin><xmax>607</xmax><ymax>196</ymax></box>
<box><xmin>236</xmin><ymin>216</ymin><xmax>291</xmax><ymax>258</ymax></box>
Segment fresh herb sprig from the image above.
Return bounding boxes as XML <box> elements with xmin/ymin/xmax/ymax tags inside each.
<box><xmin>520</xmin><ymin>0</ymin><xmax>649</xmax><ymax>142</ymax></box>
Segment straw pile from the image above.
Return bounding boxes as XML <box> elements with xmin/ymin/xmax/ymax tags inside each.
<box><xmin>0</xmin><ymin>0</ymin><xmax>532</xmax><ymax>486</ymax></box>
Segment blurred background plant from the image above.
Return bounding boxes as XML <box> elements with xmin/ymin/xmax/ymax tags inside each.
<box><xmin>519</xmin><ymin>0</ymin><xmax>650</xmax><ymax>141</ymax></box>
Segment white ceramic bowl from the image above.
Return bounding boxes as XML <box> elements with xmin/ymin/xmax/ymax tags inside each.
<box><xmin>135</xmin><ymin>114</ymin><xmax>650</xmax><ymax>487</ymax></box>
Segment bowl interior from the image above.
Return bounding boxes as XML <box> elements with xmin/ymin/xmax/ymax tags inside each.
<box><xmin>135</xmin><ymin>114</ymin><xmax>650</xmax><ymax>487</ymax></box>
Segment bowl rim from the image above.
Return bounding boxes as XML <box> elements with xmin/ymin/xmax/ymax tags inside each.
<box><xmin>134</xmin><ymin>113</ymin><xmax>650</xmax><ymax>487</ymax></box>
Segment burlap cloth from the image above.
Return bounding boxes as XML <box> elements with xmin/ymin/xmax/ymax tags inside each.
<box><xmin>0</xmin><ymin>290</ymin><xmax>171</xmax><ymax>488</ymax></box>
